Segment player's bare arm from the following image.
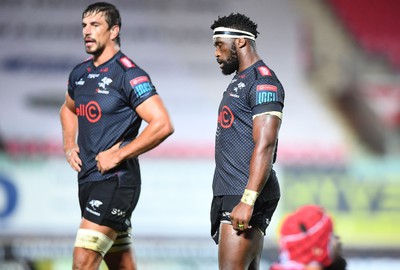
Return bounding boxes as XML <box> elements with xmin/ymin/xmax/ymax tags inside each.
<box><xmin>95</xmin><ymin>95</ymin><xmax>174</xmax><ymax>174</ymax></box>
<box><xmin>248</xmin><ymin>114</ymin><xmax>281</xmax><ymax>192</ymax></box>
<box><xmin>230</xmin><ymin>114</ymin><xmax>281</xmax><ymax>230</ymax></box>
<box><xmin>60</xmin><ymin>92</ymin><xmax>82</xmax><ymax>172</ymax></box>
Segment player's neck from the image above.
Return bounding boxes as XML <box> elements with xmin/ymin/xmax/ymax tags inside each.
<box><xmin>238</xmin><ymin>52</ymin><xmax>261</xmax><ymax>73</ymax></box>
<box><xmin>93</xmin><ymin>44</ymin><xmax>120</xmax><ymax>67</ymax></box>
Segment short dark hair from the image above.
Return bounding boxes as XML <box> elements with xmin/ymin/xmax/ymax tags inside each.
<box><xmin>83</xmin><ymin>2</ymin><xmax>122</xmax><ymax>46</ymax></box>
<box><xmin>211</xmin><ymin>13</ymin><xmax>259</xmax><ymax>39</ymax></box>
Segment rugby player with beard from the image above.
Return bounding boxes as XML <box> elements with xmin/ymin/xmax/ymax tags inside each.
<box><xmin>60</xmin><ymin>2</ymin><xmax>174</xmax><ymax>269</ymax></box>
<box><xmin>210</xmin><ymin>13</ymin><xmax>285</xmax><ymax>270</ymax></box>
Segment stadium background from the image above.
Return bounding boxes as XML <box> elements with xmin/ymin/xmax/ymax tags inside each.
<box><xmin>0</xmin><ymin>0</ymin><xmax>399</xmax><ymax>269</ymax></box>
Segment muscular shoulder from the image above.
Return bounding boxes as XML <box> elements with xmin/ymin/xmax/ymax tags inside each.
<box><xmin>245</xmin><ymin>61</ymin><xmax>285</xmax><ymax>111</ymax></box>
<box><xmin>116</xmin><ymin>54</ymin><xmax>151</xmax><ymax>79</ymax></box>
<box><xmin>253</xmin><ymin>62</ymin><xmax>283</xmax><ymax>87</ymax></box>
<box><xmin>114</xmin><ymin>53</ymin><xmax>157</xmax><ymax>100</ymax></box>
<box><xmin>252</xmin><ymin>62</ymin><xmax>285</xmax><ymax>99</ymax></box>
<box><xmin>116</xmin><ymin>54</ymin><xmax>136</xmax><ymax>71</ymax></box>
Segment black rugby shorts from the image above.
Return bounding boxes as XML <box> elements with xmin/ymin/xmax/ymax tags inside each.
<box><xmin>78</xmin><ymin>176</ymin><xmax>141</xmax><ymax>232</ymax></box>
<box><xmin>210</xmin><ymin>195</ymin><xmax>279</xmax><ymax>244</ymax></box>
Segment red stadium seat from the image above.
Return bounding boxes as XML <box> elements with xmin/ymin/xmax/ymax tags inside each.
<box><xmin>328</xmin><ymin>0</ymin><xmax>400</xmax><ymax>69</ymax></box>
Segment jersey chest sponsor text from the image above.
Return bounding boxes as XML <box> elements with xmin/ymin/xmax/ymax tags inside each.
<box><xmin>76</xmin><ymin>101</ymin><xmax>102</xmax><ymax>123</ymax></box>
<box><xmin>218</xmin><ymin>105</ymin><xmax>234</xmax><ymax>128</ymax></box>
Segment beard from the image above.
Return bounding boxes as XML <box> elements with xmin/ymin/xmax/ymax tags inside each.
<box><xmin>220</xmin><ymin>44</ymin><xmax>239</xmax><ymax>75</ymax></box>
<box><xmin>85</xmin><ymin>40</ymin><xmax>105</xmax><ymax>57</ymax></box>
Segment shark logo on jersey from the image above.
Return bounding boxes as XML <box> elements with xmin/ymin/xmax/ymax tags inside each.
<box><xmin>237</xmin><ymin>82</ymin><xmax>245</xmax><ymax>89</ymax></box>
<box><xmin>233</xmin><ymin>82</ymin><xmax>246</xmax><ymax>92</ymax></box>
<box><xmin>89</xmin><ymin>200</ymin><xmax>103</xmax><ymax>210</ymax></box>
<box><xmin>231</xmin><ymin>82</ymin><xmax>245</xmax><ymax>98</ymax></box>
<box><xmin>97</xmin><ymin>77</ymin><xmax>112</xmax><ymax>94</ymax></box>
<box><xmin>86</xmin><ymin>199</ymin><xmax>103</xmax><ymax>216</ymax></box>
<box><xmin>98</xmin><ymin>77</ymin><xmax>112</xmax><ymax>89</ymax></box>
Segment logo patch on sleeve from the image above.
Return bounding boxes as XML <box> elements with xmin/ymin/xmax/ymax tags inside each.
<box><xmin>257</xmin><ymin>66</ymin><xmax>272</xmax><ymax>76</ymax></box>
<box><xmin>119</xmin><ymin>57</ymin><xmax>135</xmax><ymax>68</ymax></box>
<box><xmin>130</xmin><ymin>76</ymin><xmax>152</xmax><ymax>97</ymax></box>
<box><xmin>256</xmin><ymin>84</ymin><xmax>277</xmax><ymax>104</ymax></box>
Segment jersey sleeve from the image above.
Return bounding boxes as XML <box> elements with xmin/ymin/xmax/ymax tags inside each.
<box><xmin>122</xmin><ymin>68</ymin><xmax>158</xmax><ymax>109</ymax></box>
<box><xmin>67</xmin><ymin>71</ymin><xmax>76</xmax><ymax>100</ymax></box>
<box><xmin>248</xmin><ymin>77</ymin><xmax>285</xmax><ymax>116</ymax></box>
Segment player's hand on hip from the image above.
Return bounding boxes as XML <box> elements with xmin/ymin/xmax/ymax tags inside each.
<box><xmin>95</xmin><ymin>142</ymin><xmax>122</xmax><ymax>174</ymax></box>
<box><xmin>65</xmin><ymin>146</ymin><xmax>82</xmax><ymax>172</ymax></box>
<box><xmin>230</xmin><ymin>202</ymin><xmax>254</xmax><ymax>231</ymax></box>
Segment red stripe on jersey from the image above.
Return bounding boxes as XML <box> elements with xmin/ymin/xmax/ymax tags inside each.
<box><xmin>130</xmin><ymin>76</ymin><xmax>149</xmax><ymax>87</ymax></box>
<box><xmin>256</xmin><ymin>84</ymin><xmax>277</xmax><ymax>91</ymax></box>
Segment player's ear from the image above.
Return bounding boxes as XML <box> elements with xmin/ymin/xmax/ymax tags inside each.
<box><xmin>235</xmin><ymin>37</ymin><xmax>246</xmax><ymax>48</ymax></box>
<box><xmin>110</xmin><ymin>25</ymin><xmax>120</xmax><ymax>40</ymax></box>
